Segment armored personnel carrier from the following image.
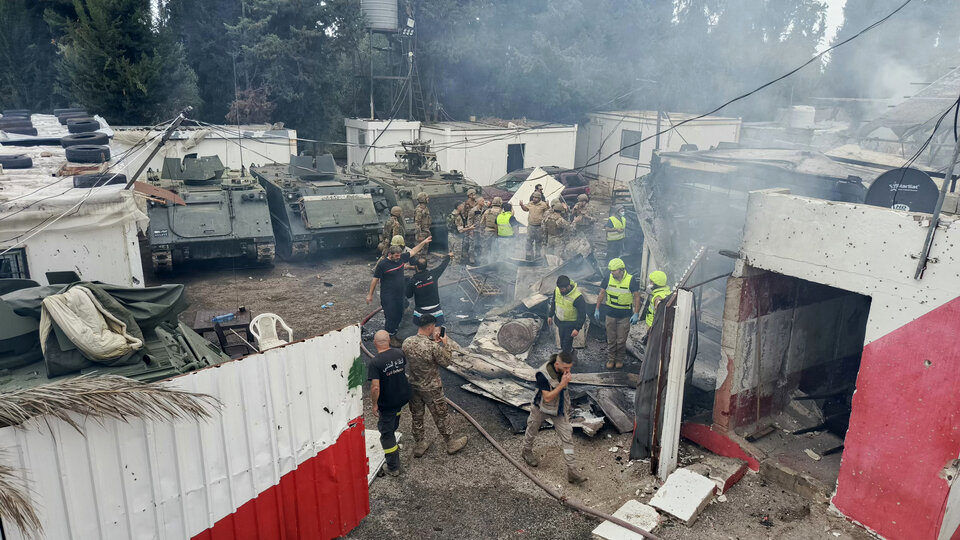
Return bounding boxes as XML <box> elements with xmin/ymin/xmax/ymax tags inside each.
<box><xmin>350</xmin><ymin>140</ymin><xmax>480</xmax><ymax>242</ymax></box>
<box><xmin>145</xmin><ymin>154</ymin><xmax>275</xmax><ymax>272</ymax></box>
<box><xmin>252</xmin><ymin>154</ymin><xmax>389</xmax><ymax>258</ymax></box>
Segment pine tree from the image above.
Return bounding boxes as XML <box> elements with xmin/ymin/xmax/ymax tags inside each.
<box><xmin>0</xmin><ymin>1</ymin><xmax>62</xmax><ymax>111</ymax></box>
<box><xmin>57</xmin><ymin>0</ymin><xmax>199</xmax><ymax>124</ymax></box>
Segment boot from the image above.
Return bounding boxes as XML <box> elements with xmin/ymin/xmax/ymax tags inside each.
<box><xmin>567</xmin><ymin>467</ymin><xmax>588</xmax><ymax>485</ymax></box>
<box><xmin>389</xmin><ymin>335</ymin><xmax>402</xmax><ymax>348</ymax></box>
<box><xmin>521</xmin><ymin>448</ymin><xmax>539</xmax><ymax>467</ymax></box>
<box><xmin>383</xmin><ymin>463</ymin><xmax>401</xmax><ymax>477</ymax></box>
<box><xmin>445</xmin><ymin>435</ymin><xmax>468</xmax><ymax>455</ymax></box>
<box><xmin>413</xmin><ymin>438</ymin><xmax>432</xmax><ymax>458</ymax></box>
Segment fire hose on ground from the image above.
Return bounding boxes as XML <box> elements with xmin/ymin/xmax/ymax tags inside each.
<box><xmin>359</xmin><ymin>305</ymin><xmax>662</xmax><ymax>540</ymax></box>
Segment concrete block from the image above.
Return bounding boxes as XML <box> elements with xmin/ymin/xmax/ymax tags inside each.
<box><xmin>683</xmin><ymin>454</ymin><xmax>748</xmax><ymax>493</ymax></box>
<box><xmin>648</xmin><ymin>468</ymin><xmax>716</xmax><ymax>525</ymax></box>
<box><xmin>759</xmin><ymin>459</ymin><xmax>831</xmax><ymax>504</ymax></box>
<box><xmin>592</xmin><ymin>500</ymin><xmax>661</xmax><ymax>540</ymax></box>
<box><xmin>942</xmin><ymin>192</ymin><xmax>959</xmax><ymax>215</ymax></box>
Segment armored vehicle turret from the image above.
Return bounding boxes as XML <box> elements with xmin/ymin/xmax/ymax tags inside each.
<box><xmin>252</xmin><ymin>154</ymin><xmax>389</xmax><ymax>258</ymax></box>
<box><xmin>145</xmin><ymin>154</ymin><xmax>275</xmax><ymax>272</ymax></box>
<box><xmin>350</xmin><ymin>140</ymin><xmax>480</xmax><ymax>242</ymax></box>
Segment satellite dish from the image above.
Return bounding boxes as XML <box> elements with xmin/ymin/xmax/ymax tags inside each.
<box><xmin>864</xmin><ymin>167</ymin><xmax>939</xmax><ymax>213</ymax></box>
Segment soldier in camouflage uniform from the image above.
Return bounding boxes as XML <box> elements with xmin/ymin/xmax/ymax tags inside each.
<box><xmin>402</xmin><ymin>314</ymin><xmax>468</xmax><ymax>457</ymax></box>
<box><xmin>465</xmin><ymin>196</ymin><xmax>486</xmax><ymax>265</ymax></box>
<box><xmin>481</xmin><ymin>196</ymin><xmax>502</xmax><ymax>254</ymax></box>
<box><xmin>379</xmin><ymin>206</ymin><xmax>406</xmax><ymax>255</ymax></box>
<box><xmin>414</xmin><ymin>192</ymin><xmax>432</xmax><ymax>242</ymax></box>
<box><xmin>446</xmin><ymin>203</ymin><xmax>471</xmax><ymax>264</ymax></box>
<box><xmin>464</xmin><ymin>188</ymin><xmax>478</xmax><ymax>212</ymax></box>
<box><xmin>544</xmin><ymin>199</ymin><xmax>572</xmax><ymax>253</ymax></box>
<box><xmin>571</xmin><ymin>194</ymin><xmax>595</xmax><ymax>232</ymax></box>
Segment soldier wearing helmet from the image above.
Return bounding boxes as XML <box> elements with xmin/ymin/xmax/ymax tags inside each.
<box><xmin>415</xmin><ymin>192</ymin><xmax>432</xmax><ymax>243</ymax></box>
<box><xmin>593</xmin><ymin>258</ymin><xmax>642</xmax><ymax>369</ymax></box>
<box><xmin>571</xmin><ymin>193</ymin><xmax>594</xmax><ymax>231</ymax></box>
<box><xmin>480</xmin><ymin>196</ymin><xmax>503</xmax><ymax>253</ymax></box>
<box><xmin>379</xmin><ymin>206</ymin><xmax>407</xmax><ymax>256</ymax></box>
<box><xmin>544</xmin><ymin>199</ymin><xmax>571</xmax><ymax>253</ymax></box>
<box><xmin>464</xmin><ymin>189</ymin><xmax>478</xmax><ymax>211</ymax></box>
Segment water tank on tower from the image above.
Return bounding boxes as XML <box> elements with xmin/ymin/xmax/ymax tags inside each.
<box><xmin>361</xmin><ymin>0</ymin><xmax>399</xmax><ymax>32</ymax></box>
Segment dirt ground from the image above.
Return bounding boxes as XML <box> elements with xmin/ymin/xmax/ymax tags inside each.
<box><xmin>154</xmin><ymin>247</ymin><xmax>873</xmax><ymax>540</ymax></box>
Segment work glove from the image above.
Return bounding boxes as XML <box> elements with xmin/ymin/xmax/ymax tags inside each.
<box><xmin>594</xmin><ymin>308</ymin><xmax>601</xmax><ymax>321</ymax></box>
<box><xmin>629</xmin><ymin>313</ymin><xmax>640</xmax><ymax>325</ymax></box>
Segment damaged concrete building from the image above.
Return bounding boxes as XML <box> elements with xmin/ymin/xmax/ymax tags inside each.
<box><xmin>630</xmin><ymin>145</ymin><xmax>960</xmax><ymax>539</ymax></box>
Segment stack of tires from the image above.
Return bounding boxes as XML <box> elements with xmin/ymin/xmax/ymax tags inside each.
<box><xmin>0</xmin><ymin>109</ymin><xmax>37</xmax><ymax>136</ymax></box>
<box><xmin>0</xmin><ymin>154</ymin><xmax>33</xmax><ymax>170</ymax></box>
<box><xmin>55</xmin><ymin>108</ymin><xmax>100</xmax><ymax>135</ymax></box>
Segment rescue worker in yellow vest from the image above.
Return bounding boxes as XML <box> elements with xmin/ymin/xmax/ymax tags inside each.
<box><xmin>645</xmin><ymin>270</ymin><xmax>671</xmax><ymax>327</ymax></box>
<box><xmin>594</xmin><ymin>258</ymin><xmax>641</xmax><ymax>369</ymax></box>
<box><xmin>496</xmin><ymin>202</ymin><xmax>520</xmax><ymax>257</ymax></box>
<box><xmin>547</xmin><ymin>275</ymin><xmax>587</xmax><ymax>355</ymax></box>
<box><xmin>605</xmin><ymin>206</ymin><xmax>627</xmax><ymax>260</ymax></box>
<box><xmin>521</xmin><ymin>351</ymin><xmax>588</xmax><ymax>485</ymax></box>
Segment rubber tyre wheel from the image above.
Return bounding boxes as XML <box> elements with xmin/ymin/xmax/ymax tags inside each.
<box><xmin>61</xmin><ymin>132</ymin><xmax>109</xmax><ymax>148</ymax></box>
<box><xmin>65</xmin><ymin>144</ymin><xmax>110</xmax><ymax>164</ymax></box>
<box><xmin>58</xmin><ymin>112</ymin><xmax>88</xmax><ymax>125</ymax></box>
<box><xmin>0</xmin><ymin>154</ymin><xmax>33</xmax><ymax>169</ymax></box>
<box><xmin>2</xmin><ymin>109</ymin><xmax>30</xmax><ymax>116</ymax></box>
<box><xmin>0</xmin><ymin>119</ymin><xmax>32</xmax><ymax>129</ymax></box>
<box><xmin>73</xmin><ymin>173</ymin><xmax>126</xmax><ymax>188</ymax></box>
<box><xmin>66</xmin><ymin>118</ymin><xmax>99</xmax><ymax>134</ymax></box>
<box><xmin>2</xmin><ymin>127</ymin><xmax>38</xmax><ymax>136</ymax></box>
<box><xmin>54</xmin><ymin>107</ymin><xmax>85</xmax><ymax>116</ymax></box>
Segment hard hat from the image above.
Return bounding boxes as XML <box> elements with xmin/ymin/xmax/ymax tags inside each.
<box><xmin>492</xmin><ymin>196</ymin><xmax>502</xmax><ymax>205</ymax></box>
<box><xmin>551</xmin><ymin>199</ymin><xmax>564</xmax><ymax>210</ymax></box>
<box><xmin>649</xmin><ymin>270</ymin><xmax>668</xmax><ymax>287</ymax></box>
<box><xmin>607</xmin><ymin>258</ymin><xmax>625</xmax><ymax>271</ymax></box>
<box><xmin>577</xmin><ymin>194</ymin><xmax>588</xmax><ymax>202</ymax></box>
<box><xmin>391</xmin><ymin>235</ymin><xmax>405</xmax><ymax>246</ymax></box>
<box><xmin>391</xmin><ymin>206</ymin><xmax>402</xmax><ymax>217</ymax></box>
<box><xmin>467</xmin><ymin>188</ymin><xmax>476</xmax><ymax>196</ymax></box>
<box><xmin>417</xmin><ymin>192</ymin><xmax>429</xmax><ymax>203</ymax></box>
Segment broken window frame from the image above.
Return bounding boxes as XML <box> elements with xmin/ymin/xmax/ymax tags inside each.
<box><xmin>620</xmin><ymin>129</ymin><xmax>643</xmax><ymax>160</ymax></box>
<box><xmin>0</xmin><ymin>248</ymin><xmax>29</xmax><ymax>279</ymax></box>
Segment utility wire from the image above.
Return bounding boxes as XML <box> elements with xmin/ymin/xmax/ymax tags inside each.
<box><xmin>577</xmin><ymin>0</ymin><xmax>916</xmax><ymax>173</ymax></box>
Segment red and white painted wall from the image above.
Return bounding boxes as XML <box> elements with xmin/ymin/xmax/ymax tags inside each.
<box><xmin>701</xmin><ymin>189</ymin><xmax>960</xmax><ymax>540</ymax></box>
<box><xmin>0</xmin><ymin>326</ymin><xmax>369</xmax><ymax>540</ymax></box>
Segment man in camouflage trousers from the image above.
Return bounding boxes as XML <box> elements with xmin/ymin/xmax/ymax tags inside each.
<box><xmin>519</xmin><ymin>191</ymin><xmax>549</xmax><ymax>260</ymax></box>
<box><xmin>466</xmin><ymin>196</ymin><xmax>486</xmax><ymax>265</ymax></box>
<box><xmin>446</xmin><ymin>203</ymin><xmax>471</xmax><ymax>264</ymax></box>
<box><xmin>379</xmin><ymin>206</ymin><xmax>406</xmax><ymax>255</ymax></box>
<box><xmin>481</xmin><ymin>196</ymin><xmax>503</xmax><ymax>254</ymax></box>
<box><xmin>571</xmin><ymin>194</ymin><xmax>595</xmax><ymax>232</ymax></box>
<box><xmin>544</xmin><ymin>199</ymin><xmax>572</xmax><ymax>253</ymax></box>
<box><xmin>402</xmin><ymin>314</ymin><xmax>468</xmax><ymax>457</ymax></box>
<box><xmin>414</xmin><ymin>192</ymin><xmax>432</xmax><ymax>242</ymax></box>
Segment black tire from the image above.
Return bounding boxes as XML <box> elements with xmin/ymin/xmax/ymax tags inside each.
<box><xmin>65</xmin><ymin>144</ymin><xmax>110</xmax><ymax>164</ymax></box>
<box><xmin>2</xmin><ymin>127</ymin><xmax>38</xmax><ymax>136</ymax></box>
<box><xmin>0</xmin><ymin>154</ymin><xmax>32</xmax><ymax>169</ymax></box>
<box><xmin>73</xmin><ymin>173</ymin><xmax>126</xmax><ymax>188</ymax></box>
<box><xmin>58</xmin><ymin>112</ymin><xmax>88</xmax><ymax>124</ymax></box>
<box><xmin>61</xmin><ymin>132</ymin><xmax>109</xmax><ymax>148</ymax></box>
<box><xmin>54</xmin><ymin>107</ymin><xmax>85</xmax><ymax>116</ymax></box>
<box><xmin>0</xmin><ymin>119</ymin><xmax>32</xmax><ymax>128</ymax></box>
<box><xmin>2</xmin><ymin>109</ymin><xmax>30</xmax><ymax>116</ymax></box>
<box><xmin>66</xmin><ymin>118</ymin><xmax>99</xmax><ymax>134</ymax></box>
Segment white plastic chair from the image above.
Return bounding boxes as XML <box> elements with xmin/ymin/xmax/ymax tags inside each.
<box><xmin>250</xmin><ymin>313</ymin><xmax>293</xmax><ymax>351</ymax></box>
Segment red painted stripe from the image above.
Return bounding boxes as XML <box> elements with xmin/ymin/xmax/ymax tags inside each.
<box><xmin>680</xmin><ymin>422</ymin><xmax>760</xmax><ymax>472</ymax></box>
<box><xmin>193</xmin><ymin>418</ymin><xmax>370</xmax><ymax>540</ymax></box>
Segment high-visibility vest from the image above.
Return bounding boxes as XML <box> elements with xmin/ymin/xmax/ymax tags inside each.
<box><xmin>554</xmin><ymin>283</ymin><xmax>582</xmax><ymax>322</ymax></box>
<box><xmin>604</xmin><ymin>272</ymin><xmax>634</xmax><ymax>310</ymax></box>
<box><xmin>607</xmin><ymin>216</ymin><xmax>626</xmax><ymax>241</ymax></box>
<box><xmin>497</xmin><ymin>211</ymin><xmax>514</xmax><ymax>237</ymax></box>
<box><xmin>646</xmin><ymin>286</ymin><xmax>671</xmax><ymax>327</ymax></box>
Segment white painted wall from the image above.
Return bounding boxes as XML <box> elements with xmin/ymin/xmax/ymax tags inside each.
<box><xmin>739</xmin><ymin>189</ymin><xmax>960</xmax><ymax>343</ymax></box>
<box><xmin>115</xmin><ymin>128</ymin><xmax>297</xmax><ymax>174</ymax></box>
<box><xmin>345</xmin><ymin>118</ymin><xmax>421</xmax><ymax>166</ymax></box>
<box><xmin>422</xmin><ymin>124</ymin><xmax>578</xmax><ymax>186</ymax></box>
<box><xmin>575</xmin><ymin>111</ymin><xmax>741</xmax><ymax>181</ymax></box>
<box><xmin>0</xmin><ymin>328</ymin><xmax>363</xmax><ymax>540</ymax></box>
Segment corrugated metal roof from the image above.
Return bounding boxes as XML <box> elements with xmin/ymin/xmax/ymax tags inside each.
<box><xmin>861</xmin><ymin>67</ymin><xmax>960</xmax><ymax>137</ymax></box>
<box><xmin>0</xmin><ymin>327</ymin><xmax>366</xmax><ymax>539</ymax></box>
